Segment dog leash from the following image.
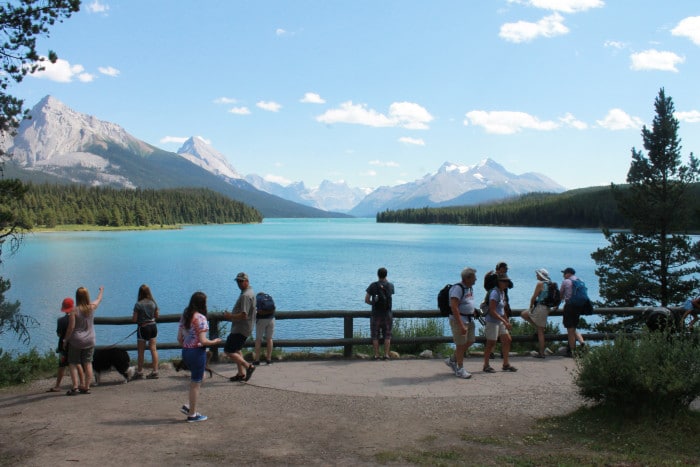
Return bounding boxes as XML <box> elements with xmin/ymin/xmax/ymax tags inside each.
<box><xmin>102</xmin><ymin>329</ymin><xmax>137</xmax><ymax>349</ymax></box>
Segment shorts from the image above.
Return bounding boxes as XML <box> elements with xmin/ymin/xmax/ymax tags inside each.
<box><xmin>370</xmin><ymin>314</ymin><xmax>393</xmax><ymax>341</ymax></box>
<box><xmin>528</xmin><ymin>304</ymin><xmax>550</xmax><ymax>328</ymax></box>
<box><xmin>182</xmin><ymin>347</ymin><xmax>206</xmax><ymax>383</ymax></box>
<box><xmin>449</xmin><ymin>318</ymin><xmax>475</xmax><ymax>346</ymax></box>
<box><xmin>67</xmin><ymin>346</ymin><xmax>94</xmax><ymax>366</ymax></box>
<box><xmin>255</xmin><ymin>318</ymin><xmax>275</xmax><ymax>341</ymax></box>
<box><xmin>58</xmin><ymin>350</ymin><xmax>69</xmax><ymax>368</ymax></box>
<box><xmin>484</xmin><ymin>321</ymin><xmax>508</xmax><ymax>341</ymax></box>
<box><xmin>137</xmin><ymin>323</ymin><xmax>158</xmax><ymax>341</ymax></box>
<box><xmin>224</xmin><ymin>333</ymin><xmax>248</xmax><ymax>354</ymax></box>
<box><xmin>563</xmin><ymin>303</ymin><xmax>581</xmax><ymax>328</ymax></box>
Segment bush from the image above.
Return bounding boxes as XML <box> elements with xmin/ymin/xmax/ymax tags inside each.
<box><xmin>574</xmin><ymin>330</ymin><xmax>700</xmax><ymax>416</ymax></box>
<box><xmin>0</xmin><ymin>348</ymin><xmax>58</xmax><ymax>387</ymax></box>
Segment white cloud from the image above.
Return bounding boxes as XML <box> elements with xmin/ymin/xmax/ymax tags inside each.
<box><xmin>214</xmin><ymin>97</ymin><xmax>237</xmax><ymax>104</ymax></box>
<box><xmin>604</xmin><ymin>40</ymin><xmax>626</xmax><ymax>50</ymax></box>
<box><xmin>229</xmin><ymin>107</ymin><xmax>251</xmax><ymax>115</ymax></box>
<box><xmin>29</xmin><ymin>58</ymin><xmax>92</xmax><ymax>83</ymax></box>
<box><xmin>630</xmin><ymin>49</ymin><xmax>684</xmax><ymax>72</ymax></box>
<box><xmin>300</xmin><ymin>92</ymin><xmax>326</xmax><ymax>104</ymax></box>
<box><xmin>675</xmin><ymin>110</ymin><xmax>700</xmax><ymax>123</ymax></box>
<box><xmin>276</xmin><ymin>28</ymin><xmax>287</xmax><ymax>36</ymax></box>
<box><xmin>160</xmin><ymin>136</ymin><xmax>188</xmax><ymax>144</ymax></box>
<box><xmin>464</xmin><ymin>110</ymin><xmax>559</xmax><ymax>134</ymax></box>
<box><xmin>98</xmin><ymin>66</ymin><xmax>119</xmax><ymax>77</ymax></box>
<box><xmin>671</xmin><ymin>16</ymin><xmax>700</xmax><ymax>46</ymax></box>
<box><xmin>596</xmin><ymin>108</ymin><xmax>643</xmax><ymax>130</ymax></box>
<box><xmin>87</xmin><ymin>1</ymin><xmax>109</xmax><ymax>14</ymax></box>
<box><xmin>369</xmin><ymin>160</ymin><xmax>400</xmax><ymax>167</ymax></box>
<box><xmin>316</xmin><ymin>101</ymin><xmax>433</xmax><ymax>129</ymax></box>
<box><xmin>560</xmin><ymin>112</ymin><xmax>588</xmax><ymax>130</ymax></box>
<box><xmin>398</xmin><ymin>136</ymin><xmax>426</xmax><ymax>146</ymax></box>
<box><xmin>257</xmin><ymin>101</ymin><xmax>282</xmax><ymax>112</ymax></box>
<box><xmin>508</xmin><ymin>0</ymin><xmax>604</xmax><ymax>13</ymax></box>
<box><xmin>361</xmin><ymin>169</ymin><xmax>378</xmax><ymax>177</ymax></box>
<box><xmin>499</xmin><ymin>13</ymin><xmax>569</xmax><ymax>43</ymax></box>
<box><xmin>264</xmin><ymin>174</ymin><xmax>292</xmax><ymax>186</ymax></box>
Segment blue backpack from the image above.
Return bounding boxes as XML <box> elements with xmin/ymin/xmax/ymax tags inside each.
<box><xmin>256</xmin><ymin>292</ymin><xmax>276</xmax><ymax>317</ymax></box>
<box><xmin>569</xmin><ymin>279</ymin><xmax>589</xmax><ymax>307</ymax></box>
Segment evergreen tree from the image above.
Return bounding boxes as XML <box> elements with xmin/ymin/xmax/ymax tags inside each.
<box><xmin>592</xmin><ymin>89</ymin><xmax>700</xmax><ymax>309</ymax></box>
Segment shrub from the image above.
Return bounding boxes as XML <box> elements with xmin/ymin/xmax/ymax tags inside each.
<box><xmin>0</xmin><ymin>348</ymin><xmax>58</xmax><ymax>387</ymax></box>
<box><xmin>574</xmin><ymin>330</ymin><xmax>700</xmax><ymax>416</ymax></box>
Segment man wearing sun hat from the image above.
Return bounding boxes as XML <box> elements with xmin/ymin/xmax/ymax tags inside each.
<box><xmin>223</xmin><ymin>272</ymin><xmax>257</xmax><ymax>382</ymax></box>
<box><xmin>48</xmin><ymin>298</ymin><xmax>81</xmax><ymax>392</ymax></box>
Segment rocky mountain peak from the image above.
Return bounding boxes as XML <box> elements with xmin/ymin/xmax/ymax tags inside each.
<box><xmin>176</xmin><ymin>136</ymin><xmax>241</xmax><ymax>180</ymax></box>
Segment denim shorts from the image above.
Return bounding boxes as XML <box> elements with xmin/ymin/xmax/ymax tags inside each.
<box><xmin>182</xmin><ymin>347</ymin><xmax>206</xmax><ymax>383</ymax></box>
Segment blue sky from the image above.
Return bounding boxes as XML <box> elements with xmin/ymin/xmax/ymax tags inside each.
<box><xmin>14</xmin><ymin>0</ymin><xmax>700</xmax><ymax>190</ymax></box>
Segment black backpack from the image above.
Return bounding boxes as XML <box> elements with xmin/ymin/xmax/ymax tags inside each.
<box><xmin>438</xmin><ymin>283</ymin><xmax>464</xmax><ymax>316</ymax></box>
<box><xmin>256</xmin><ymin>292</ymin><xmax>276</xmax><ymax>316</ymax></box>
<box><xmin>541</xmin><ymin>282</ymin><xmax>561</xmax><ymax>307</ymax></box>
<box><xmin>371</xmin><ymin>282</ymin><xmax>392</xmax><ymax>312</ymax></box>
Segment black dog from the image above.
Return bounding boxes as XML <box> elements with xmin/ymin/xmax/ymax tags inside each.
<box><xmin>92</xmin><ymin>348</ymin><xmax>135</xmax><ymax>385</ymax></box>
<box><xmin>174</xmin><ymin>350</ymin><xmax>213</xmax><ymax>378</ymax></box>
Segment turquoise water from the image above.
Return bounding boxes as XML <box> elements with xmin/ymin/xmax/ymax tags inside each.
<box><xmin>1</xmin><ymin>218</ymin><xmax>608</xmax><ymax>356</ymax></box>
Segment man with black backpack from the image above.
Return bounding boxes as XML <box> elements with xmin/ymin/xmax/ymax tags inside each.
<box><xmin>444</xmin><ymin>267</ymin><xmax>478</xmax><ymax>379</ymax></box>
<box><xmin>364</xmin><ymin>267</ymin><xmax>395</xmax><ymax>360</ymax></box>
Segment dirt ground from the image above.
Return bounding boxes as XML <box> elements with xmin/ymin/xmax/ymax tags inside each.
<box><xmin>0</xmin><ymin>357</ymin><xmax>596</xmax><ymax>466</ymax></box>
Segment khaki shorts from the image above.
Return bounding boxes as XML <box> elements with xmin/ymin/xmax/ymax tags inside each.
<box><xmin>484</xmin><ymin>321</ymin><xmax>508</xmax><ymax>341</ymax></box>
<box><xmin>449</xmin><ymin>317</ymin><xmax>475</xmax><ymax>346</ymax></box>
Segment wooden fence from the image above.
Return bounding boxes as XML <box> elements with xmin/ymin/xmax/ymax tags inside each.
<box><xmin>94</xmin><ymin>307</ymin><xmax>677</xmax><ymax>362</ymax></box>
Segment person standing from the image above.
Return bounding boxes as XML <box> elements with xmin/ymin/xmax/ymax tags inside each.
<box><xmin>521</xmin><ymin>269</ymin><xmax>552</xmax><ymax>358</ymax></box>
<box><xmin>483</xmin><ymin>261</ymin><xmax>513</xmax><ymax>317</ymax></box>
<box><xmin>253</xmin><ymin>292</ymin><xmax>276</xmax><ymax>365</ymax></box>
<box><xmin>132</xmin><ymin>284</ymin><xmax>160</xmax><ymax>379</ymax></box>
<box><xmin>223</xmin><ymin>272</ymin><xmax>257</xmax><ymax>382</ymax></box>
<box><xmin>48</xmin><ymin>297</ymin><xmax>80</xmax><ymax>392</ymax></box>
<box><xmin>482</xmin><ymin>275</ymin><xmax>517</xmax><ymax>373</ymax></box>
<box><xmin>364</xmin><ymin>267</ymin><xmax>395</xmax><ymax>360</ymax></box>
<box><xmin>64</xmin><ymin>286</ymin><xmax>104</xmax><ymax>395</ymax></box>
<box><xmin>177</xmin><ymin>291</ymin><xmax>223</xmax><ymax>422</ymax></box>
<box><xmin>444</xmin><ymin>267</ymin><xmax>477</xmax><ymax>379</ymax></box>
<box><xmin>558</xmin><ymin>267</ymin><xmax>587</xmax><ymax>357</ymax></box>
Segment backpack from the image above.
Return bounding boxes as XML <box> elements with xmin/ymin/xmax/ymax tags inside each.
<box><xmin>569</xmin><ymin>279</ymin><xmax>589</xmax><ymax>307</ymax></box>
<box><xmin>541</xmin><ymin>282</ymin><xmax>561</xmax><ymax>308</ymax></box>
<box><xmin>256</xmin><ymin>292</ymin><xmax>276</xmax><ymax>316</ymax></box>
<box><xmin>372</xmin><ymin>282</ymin><xmax>392</xmax><ymax>312</ymax></box>
<box><xmin>438</xmin><ymin>283</ymin><xmax>464</xmax><ymax>316</ymax></box>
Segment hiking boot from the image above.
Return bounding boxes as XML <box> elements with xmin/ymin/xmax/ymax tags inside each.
<box><xmin>444</xmin><ymin>357</ymin><xmax>457</xmax><ymax>372</ymax></box>
<box><xmin>454</xmin><ymin>367</ymin><xmax>472</xmax><ymax>379</ymax></box>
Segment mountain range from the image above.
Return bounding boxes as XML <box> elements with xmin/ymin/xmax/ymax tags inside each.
<box><xmin>1</xmin><ymin>96</ymin><xmax>566</xmax><ymax>217</ymax></box>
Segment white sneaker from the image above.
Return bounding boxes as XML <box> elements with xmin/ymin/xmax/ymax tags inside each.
<box><xmin>455</xmin><ymin>367</ymin><xmax>472</xmax><ymax>379</ymax></box>
<box><xmin>444</xmin><ymin>357</ymin><xmax>457</xmax><ymax>372</ymax></box>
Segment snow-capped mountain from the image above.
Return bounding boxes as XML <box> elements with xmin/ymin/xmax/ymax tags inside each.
<box><xmin>245</xmin><ymin>175</ymin><xmax>370</xmax><ymax>212</ymax></box>
<box><xmin>348</xmin><ymin>159</ymin><xmax>566</xmax><ymax>217</ymax></box>
<box><xmin>177</xmin><ymin>136</ymin><xmax>242</xmax><ymax>181</ymax></box>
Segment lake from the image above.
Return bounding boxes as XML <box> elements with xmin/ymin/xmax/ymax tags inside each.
<box><xmin>0</xmin><ymin>218</ymin><xmax>609</xmax><ymax>357</ymax></box>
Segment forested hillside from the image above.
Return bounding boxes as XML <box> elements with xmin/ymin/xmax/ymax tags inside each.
<box><xmin>16</xmin><ymin>184</ymin><xmax>263</xmax><ymax>227</ymax></box>
<box><xmin>377</xmin><ymin>185</ymin><xmax>700</xmax><ymax>231</ymax></box>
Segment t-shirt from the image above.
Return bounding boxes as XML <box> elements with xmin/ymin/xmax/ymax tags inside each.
<box><xmin>484</xmin><ymin>288</ymin><xmax>506</xmax><ymax>323</ymax></box>
<box><xmin>56</xmin><ymin>314</ymin><xmax>69</xmax><ymax>352</ymax></box>
<box><xmin>232</xmin><ymin>287</ymin><xmax>256</xmax><ymax>337</ymax></box>
<box><xmin>448</xmin><ymin>283</ymin><xmax>475</xmax><ymax>323</ymax></box>
<box><xmin>179</xmin><ymin>312</ymin><xmax>209</xmax><ymax>349</ymax></box>
<box><xmin>366</xmin><ymin>280</ymin><xmax>395</xmax><ymax>315</ymax></box>
<box><xmin>133</xmin><ymin>298</ymin><xmax>158</xmax><ymax>324</ymax></box>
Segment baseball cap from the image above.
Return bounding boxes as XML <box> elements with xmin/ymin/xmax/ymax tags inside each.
<box><xmin>235</xmin><ymin>272</ymin><xmax>249</xmax><ymax>282</ymax></box>
<box><xmin>61</xmin><ymin>297</ymin><xmax>74</xmax><ymax>313</ymax></box>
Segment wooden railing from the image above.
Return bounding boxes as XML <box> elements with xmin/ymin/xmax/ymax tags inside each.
<box><xmin>94</xmin><ymin>307</ymin><xmax>679</xmax><ymax>362</ymax></box>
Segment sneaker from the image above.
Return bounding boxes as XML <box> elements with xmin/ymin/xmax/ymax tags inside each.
<box><xmin>455</xmin><ymin>367</ymin><xmax>472</xmax><ymax>379</ymax></box>
<box><xmin>444</xmin><ymin>357</ymin><xmax>457</xmax><ymax>372</ymax></box>
<box><xmin>186</xmin><ymin>413</ymin><xmax>208</xmax><ymax>423</ymax></box>
<box><xmin>180</xmin><ymin>404</ymin><xmax>189</xmax><ymax>415</ymax></box>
